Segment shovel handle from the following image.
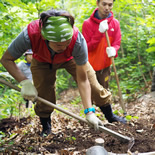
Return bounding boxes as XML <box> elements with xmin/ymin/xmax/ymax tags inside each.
<box><xmin>105</xmin><ymin>31</ymin><xmax>126</xmax><ymax>114</ymax></box>
<box><xmin>0</xmin><ymin>78</ymin><xmax>131</xmax><ymax>142</ymax></box>
<box><xmin>0</xmin><ymin>79</ymin><xmax>87</xmax><ymax>123</ymax></box>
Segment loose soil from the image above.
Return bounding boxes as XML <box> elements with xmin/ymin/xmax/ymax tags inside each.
<box><xmin>0</xmin><ymin>88</ymin><xmax>155</xmax><ymax>155</ymax></box>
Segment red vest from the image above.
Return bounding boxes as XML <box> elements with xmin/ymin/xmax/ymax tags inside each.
<box><xmin>27</xmin><ymin>20</ymin><xmax>79</xmax><ymax>64</ymax></box>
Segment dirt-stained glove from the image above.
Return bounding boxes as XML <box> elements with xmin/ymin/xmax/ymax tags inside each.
<box><xmin>106</xmin><ymin>47</ymin><xmax>116</xmax><ymax>57</ymax></box>
<box><xmin>20</xmin><ymin>79</ymin><xmax>38</xmax><ymax>101</ymax></box>
<box><xmin>86</xmin><ymin>113</ymin><xmax>103</xmax><ymax>130</ymax></box>
<box><xmin>99</xmin><ymin>20</ymin><xmax>109</xmax><ymax>33</ymax></box>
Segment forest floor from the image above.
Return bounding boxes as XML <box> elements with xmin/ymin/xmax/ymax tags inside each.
<box><xmin>0</xmin><ymin>88</ymin><xmax>155</xmax><ymax>155</ymax></box>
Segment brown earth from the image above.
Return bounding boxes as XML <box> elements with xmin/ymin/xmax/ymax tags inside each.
<box><xmin>0</xmin><ymin>88</ymin><xmax>155</xmax><ymax>155</ymax></box>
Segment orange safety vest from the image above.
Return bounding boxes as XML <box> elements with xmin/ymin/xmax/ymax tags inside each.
<box><xmin>88</xmin><ymin>37</ymin><xmax>113</xmax><ymax>71</ymax></box>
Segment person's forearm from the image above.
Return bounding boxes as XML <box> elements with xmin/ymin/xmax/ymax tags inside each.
<box><xmin>0</xmin><ymin>50</ymin><xmax>27</xmax><ymax>82</ymax></box>
<box><xmin>1</xmin><ymin>59</ymin><xmax>27</xmax><ymax>82</ymax></box>
<box><xmin>77</xmin><ymin>76</ymin><xmax>92</xmax><ymax>109</ymax></box>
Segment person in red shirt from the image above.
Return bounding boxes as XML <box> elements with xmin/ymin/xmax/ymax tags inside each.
<box><xmin>82</xmin><ymin>0</ymin><xmax>126</xmax><ymax>123</ymax></box>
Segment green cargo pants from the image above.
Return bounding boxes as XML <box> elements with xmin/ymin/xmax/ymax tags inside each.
<box><xmin>31</xmin><ymin>58</ymin><xmax>111</xmax><ymax>118</ymax></box>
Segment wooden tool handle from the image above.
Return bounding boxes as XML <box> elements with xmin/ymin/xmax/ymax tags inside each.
<box><xmin>105</xmin><ymin>31</ymin><xmax>126</xmax><ymax>114</ymax></box>
<box><xmin>0</xmin><ymin>78</ymin><xmax>130</xmax><ymax>142</ymax></box>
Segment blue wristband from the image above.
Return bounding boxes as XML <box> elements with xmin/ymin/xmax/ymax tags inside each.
<box><xmin>84</xmin><ymin>107</ymin><xmax>95</xmax><ymax>114</ymax></box>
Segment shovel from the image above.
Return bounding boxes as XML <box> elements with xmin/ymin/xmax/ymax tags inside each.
<box><xmin>0</xmin><ymin>78</ymin><xmax>133</xmax><ymax>143</ymax></box>
<box><xmin>105</xmin><ymin>31</ymin><xmax>127</xmax><ymax>114</ymax></box>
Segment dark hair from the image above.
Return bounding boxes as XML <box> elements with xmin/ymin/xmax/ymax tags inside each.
<box><xmin>39</xmin><ymin>8</ymin><xmax>74</xmax><ymax>29</ymax></box>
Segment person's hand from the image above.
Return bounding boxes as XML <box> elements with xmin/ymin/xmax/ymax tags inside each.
<box><xmin>86</xmin><ymin>113</ymin><xmax>103</xmax><ymax>130</ymax></box>
<box><xmin>99</xmin><ymin>20</ymin><xmax>109</xmax><ymax>33</ymax></box>
<box><xmin>106</xmin><ymin>47</ymin><xmax>116</xmax><ymax>57</ymax></box>
<box><xmin>20</xmin><ymin>79</ymin><xmax>38</xmax><ymax>101</ymax></box>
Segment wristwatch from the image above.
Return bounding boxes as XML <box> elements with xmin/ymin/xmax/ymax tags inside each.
<box><xmin>84</xmin><ymin>107</ymin><xmax>95</xmax><ymax>114</ymax></box>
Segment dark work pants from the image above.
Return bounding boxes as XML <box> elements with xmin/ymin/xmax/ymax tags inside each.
<box><xmin>31</xmin><ymin>58</ymin><xmax>111</xmax><ymax>118</ymax></box>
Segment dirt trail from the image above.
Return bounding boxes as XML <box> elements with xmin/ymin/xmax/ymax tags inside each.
<box><xmin>0</xmin><ymin>89</ymin><xmax>154</xmax><ymax>154</ymax></box>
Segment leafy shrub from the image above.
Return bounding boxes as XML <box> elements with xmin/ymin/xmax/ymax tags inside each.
<box><xmin>56</xmin><ymin>69</ymin><xmax>77</xmax><ymax>97</ymax></box>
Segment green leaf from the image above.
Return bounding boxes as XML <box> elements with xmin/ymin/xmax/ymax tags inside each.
<box><xmin>146</xmin><ymin>47</ymin><xmax>155</xmax><ymax>53</ymax></box>
<box><xmin>126</xmin><ymin>115</ymin><xmax>132</xmax><ymax>121</ymax></box>
<box><xmin>147</xmin><ymin>37</ymin><xmax>155</xmax><ymax>45</ymax></box>
<box><xmin>132</xmin><ymin>116</ymin><xmax>139</xmax><ymax>119</ymax></box>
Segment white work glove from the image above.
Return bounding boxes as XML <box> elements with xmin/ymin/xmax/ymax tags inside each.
<box><xmin>106</xmin><ymin>47</ymin><xmax>116</xmax><ymax>57</ymax></box>
<box><xmin>99</xmin><ymin>20</ymin><xmax>109</xmax><ymax>33</ymax></box>
<box><xmin>20</xmin><ymin>79</ymin><xmax>38</xmax><ymax>101</ymax></box>
<box><xmin>86</xmin><ymin>113</ymin><xmax>103</xmax><ymax>130</ymax></box>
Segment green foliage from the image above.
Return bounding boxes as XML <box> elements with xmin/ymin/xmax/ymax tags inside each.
<box><xmin>126</xmin><ymin>115</ymin><xmax>139</xmax><ymax>121</ymax></box>
<box><xmin>64</xmin><ymin>0</ymin><xmax>96</xmax><ymax>31</ymax></box>
<box><xmin>146</xmin><ymin>37</ymin><xmax>155</xmax><ymax>54</ymax></box>
<box><xmin>79</xmin><ymin>109</ymin><xmax>85</xmax><ymax>118</ymax></box>
<box><xmin>108</xmin><ymin>0</ymin><xmax>155</xmax><ymax>99</ymax></box>
<box><xmin>56</xmin><ymin>69</ymin><xmax>77</xmax><ymax>96</ymax></box>
<box><xmin>0</xmin><ymin>89</ymin><xmax>24</xmax><ymax>119</ymax></box>
<box><xmin>0</xmin><ymin>131</ymin><xmax>17</xmax><ymax>150</ymax></box>
<box><xmin>0</xmin><ymin>73</ymin><xmax>24</xmax><ymax>119</ymax></box>
<box><xmin>66</xmin><ymin>136</ymin><xmax>76</xmax><ymax>142</ymax></box>
<box><xmin>0</xmin><ymin>73</ymin><xmax>35</xmax><ymax>119</ymax></box>
<box><xmin>70</xmin><ymin>96</ymin><xmax>81</xmax><ymax>106</ymax></box>
<box><xmin>96</xmin><ymin>113</ymin><xmax>101</xmax><ymax>117</ymax></box>
<box><xmin>0</xmin><ymin>131</ymin><xmax>5</xmax><ymax>144</ymax></box>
